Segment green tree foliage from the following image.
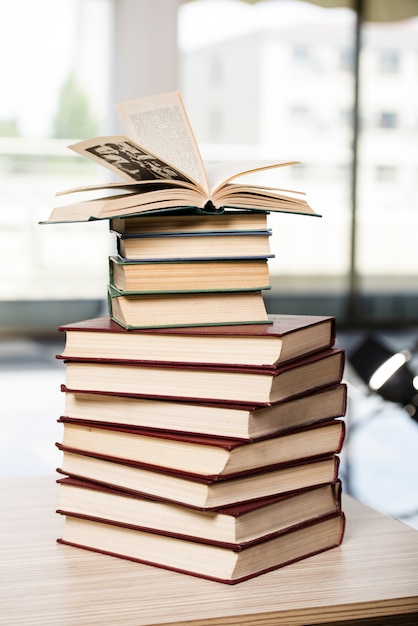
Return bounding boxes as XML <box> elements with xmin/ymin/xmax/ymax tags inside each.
<box><xmin>52</xmin><ymin>73</ymin><xmax>98</xmax><ymax>139</ymax></box>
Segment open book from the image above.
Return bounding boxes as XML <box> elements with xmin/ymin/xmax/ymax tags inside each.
<box><xmin>44</xmin><ymin>91</ymin><xmax>320</xmax><ymax>223</ymax></box>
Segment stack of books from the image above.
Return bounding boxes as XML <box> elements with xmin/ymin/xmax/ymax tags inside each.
<box><xmin>54</xmin><ymin>212</ymin><xmax>347</xmax><ymax>583</ymax></box>
<box><xmin>106</xmin><ymin>209</ymin><xmax>274</xmax><ymax>329</ymax></box>
<box><xmin>48</xmin><ymin>91</ymin><xmax>346</xmax><ymax>584</ymax></box>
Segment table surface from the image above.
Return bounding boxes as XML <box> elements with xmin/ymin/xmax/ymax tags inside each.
<box><xmin>1</xmin><ymin>476</ymin><xmax>418</xmax><ymax>626</ymax></box>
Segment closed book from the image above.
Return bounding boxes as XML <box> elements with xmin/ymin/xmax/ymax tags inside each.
<box><xmin>109</xmin><ymin>256</ymin><xmax>271</xmax><ymax>293</ymax></box>
<box><xmin>61</xmin><ymin>383</ymin><xmax>347</xmax><ymax>440</ymax></box>
<box><xmin>110</xmin><ymin>210</ymin><xmax>270</xmax><ymax>235</ymax></box>
<box><xmin>57</xmin><ymin>509</ymin><xmax>345</xmax><ymax>584</ymax></box>
<box><xmin>58</xmin><ymin>313</ymin><xmax>337</xmax><ymax>368</ymax></box>
<box><xmin>116</xmin><ymin>231</ymin><xmax>273</xmax><ymax>261</ymax></box>
<box><xmin>62</xmin><ymin>348</ymin><xmax>345</xmax><ymax>405</ymax></box>
<box><xmin>57</xmin><ymin>451</ymin><xmax>341</xmax><ymax>510</ymax></box>
<box><xmin>57</xmin><ymin>477</ymin><xmax>342</xmax><ymax>547</ymax></box>
<box><xmin>107</xmin><ymin>286</ymin><xmax>270</xmax><ymax>328</ymax></box>
<box><xmin>57</xmin><ymin>418</ymin><xmax>345</xmax><ymax>480</ymax></box>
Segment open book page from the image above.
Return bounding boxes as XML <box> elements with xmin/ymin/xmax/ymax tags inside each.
<box><xmin>45</xmin><ymin>90</ymin><xmax>323</xmax><ymax>222</ymax></box>
<box><xmin>55</xmin><ymin>180</ymin><xmax>195</xmax><ymax>198</ymax></box>
<box><xmin>56</xmin><ymin>160</ymin><xmax>305</xmax><ymax>201</ymax></box>
<box><xmin>68</xmin><ymin>135</ymin><xmax>197</xmax><ymax>186</ymax></box>
<box><xmin>115</xmin><ymin>91</ymin><xmax>208</xmax><ymax>192</ymax></box>
<box><xmin>213</xmin><ymin>183</ymin><xmax>310</xmax><ymax>207</ymax></box>
<box><xmin>205</xmin><ymin>160</ymin><xmax>300</xmax><ymax>194</ymax></box>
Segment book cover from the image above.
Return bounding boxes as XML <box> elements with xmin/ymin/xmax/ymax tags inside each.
<box><xmin>108</xmin><ymin>255</ymin><xmax>271</xmax><ymax>294</ymax></box>
<box><xmin>115</xmin><ymin>231</ymin><xmax>274</xmax><ymax>261</ymax></box>
<box><xmin>107</xmin><ymin>286</ymin><xmax>270</xmax><ymax>329</ymax></box>
<box><xmin>56</xmin><ymin>418</ymin><xmax>345</xmax><ymax>480</ymax></box>
<box><xmin>58</xmin><ymin>313</ymin><xmax>337</xmax><ymax>368</ymax></box>
<box><xmin>61</xmin><ymin>348</ymin><xmax>345</xmax><ymax>405</ymax></box>
<box><xmin>56</xmin><ymin>477</ymin><xmax>342</xmax><ymax>548</ymax></box>
<box><xmin>57</xmin><ymin>451</ymin><xmax>341</xmax><ymax>510</ymax></box>
<box><xmin>60</xmin><ymin>383</ymin><xmax>347</xmax><ymax>440</ymax></box>
<box><xmin>110</xmin><ymin>209</ymin><xmax>270</xmax><ymax>235</ymax></box>
<box><xmin>57</xmin><ymin>510</ymin><xmax>345</xmax><ymax>584</ymax></box>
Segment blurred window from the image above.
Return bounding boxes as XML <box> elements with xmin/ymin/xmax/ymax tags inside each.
<box><xmin>0</xmin><ymin>0</ymin><xmax>113</xmax><ymax>315</ymax></box>
<box><xmin>178</xmin><ymin>0</ymin><xmax>418</xmax><ymax>325</ymax></box>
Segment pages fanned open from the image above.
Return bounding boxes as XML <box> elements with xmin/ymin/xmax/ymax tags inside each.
<box><xmin>44</xmin><ymin>91</ymin><xmax>321</xmax><ymax>223</ymax></box>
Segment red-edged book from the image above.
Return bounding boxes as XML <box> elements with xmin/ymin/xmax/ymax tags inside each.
<box><xmin>60</xmin><ymin>348</ymin><xmax>345</xmax><ymax>406</ymax></box>
<box><xmin>56</xmin><ymin>452</ymin><xmax>341</xmax><ymax>510</ymax></box>
<box><xmin>56</xmin><ymin>477</ymin><xmax>342</xmax><ymax>548</ymax></box>
<box><xmin>57</xmin><ymin>508</ymin><xmax>345</xmax><ymax>584</ymax></box>
<box><xmin>57</xmin><ymin>313</ymin><xmax>337</xmax><ymax>368</ymax></box>
<box><xmin>60</xmin><ymin>382</ymin><xmax>347</xmax><ymax>440</ymax></box>
<box><xmin>56</xmin><ymin>418</ymin><xmax>345</xmax><ymax>480</ymax></box>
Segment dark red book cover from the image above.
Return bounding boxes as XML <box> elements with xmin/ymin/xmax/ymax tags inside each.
<box><xmin>58</xmin><ymin>313</ymin><xmax>336</xmax><ymax>340</ymax></box>
<box><xmin>57</xmin><ymin>313</ymin><xmax>337</xmax><ymax>369</ymax></box>
<box><xmin>60</xmin><ymin>382</ymin><xmax>348</xmax><ymax>418</ymax></box>
<box><xmin>56</xmin><ymin>418</ymin><xmax>345</xmax><ymax>480</ymax></box>
<box><xmin>58</xmin><ymin>347</ymin><xmax>344</xmax><ymax>374</ymax></box>
<box><xmin>56</xmin><ymin>476</ymin><xmax>342</xmax><ymax>548</ymax></box>
<box><xmin>58</xmin><ymin>348</ymin><xmax>345</xmax><ymax>408</ymax></box>
<box><xmin>55</xmin><ymin>454</ymin><xmax>341</xmax><ymax>510</ymax></box>
<box><xmin>57</xmin><ymin>475</ymin><xmax>342</xmax><ymax>516</ymax></box>
<box><xmin>57</xmin><ymin>315</ymin><xmax>336</xmax><ymax>368</ymax></box>
<box><xmin>57</xmin><ymin>415</ymin><xmax>345</xmax><ymax>446</ymax></box>
<box><xmin>56</xmin><ymin>510</ymin><xmax>346</xmax><ymax>584</ymax></box>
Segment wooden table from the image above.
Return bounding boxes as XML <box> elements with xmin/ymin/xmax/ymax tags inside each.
<box><xmin>1</xmin><ymin>476</ymin><xmax>417</xmax><ymax>625</ymax></box>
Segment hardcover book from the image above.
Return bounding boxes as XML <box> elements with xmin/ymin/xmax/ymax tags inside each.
<box><xmin>61</xmin><ymin>348</ymin><xmax>345</xmax><ymax>405</ymax></box>
<box><xmin>58</xmin><ymin>313</ymin><xmax>337</xmax><ymax>368</ymax></box>
<box><xmin>57</xmin><ymin>452</ymin><xmax>341</xmax><ymax>510</ymax></box>
<box><xmin>115</xmin><ymin>230</ymin><xmax>273</xmax><ymax>261</ymax></box>
<box><xmin>57</xmin><ymin>509</ymin><xmax>345</xmax><ymax>584</ymax></box>
<box><xmin>107</xmin><ymin>286</ymin><xmax>270</xmax><ymax>328</ymax></box>
<box><xmin>57</xmin><ymin>478</ymin><xmax>342</xmax><ymax>547</ymax></box>
<box><xmin>61</xmin><ymin>383</ymin><xmax>347</xmax><ymax>440</ymax></box>
<box><xmin>57</xmin><ymin>418</ymin><xmax>345</xmax><ymax>480</ymax></box>
<box><xmin>110</xmin><ymin>209</ymin><xmax>270</xmax><ymax>235</ymax></box>
<box><xmin>109</xmin><ymin>256</ymin><xmax>271</xmax><ymax>293</ymax></box>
